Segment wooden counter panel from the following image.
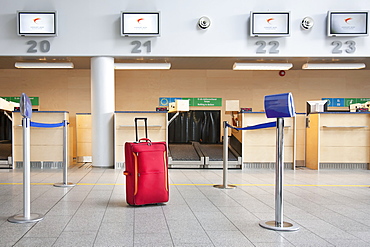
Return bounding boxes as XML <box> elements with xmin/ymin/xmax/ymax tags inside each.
<box><xmin>320</xmin><ymin>147</ymin><xmax>369</xmax><ymax>163</ymax></box>
<box><xmin>320</xmin><ymin>114</ymin><xmax>370</xmax><ymax>126</ymax></box>
<box><xmin>320</xmin><ymin>129</ymin><xmax>369</xmax><ymax>147</ymax></box>
<box><xmin>244</xmin><ymin>147</ymin><xmax>294</xmax><ymax>162</ymax></box>
<box><xmin>76</xmin><ymin>128</ymin><xmax>92</xmax><ymax>143</ymax></box>
<box><xmin>76</xmin><ymin>143</ymin><xmax>92</xmax><ymax>157</ymax></box>
<box><xmin>114</xmin><ymin>112</ymin><xmax>167</xmax><ymax>168</ymax></box>
<box><xmin>12</xmin><ymin>112</ymin><xmax>69</xmax><ymax>164</ymax></box>
<box><xmin>305</xmin><ymin>114</ymin><xmax>319</xmax><ymax>170</ymax></box>
<box><xmin>76</xmin><ymin>114</ymin><xmax>92</xmax><ymax>159</ymax></box>
<box><xmin>13</xmin><ymin>128</ymin><xmax>64</xmax><ymax>146</ymax></box>
<box><xmin>14</xmin><ymin>146</ymin><xmax>64</xmax><ymax>161</ymax></box>
<box><xmin>305</xmin><ymin>113</ymin><xmax>370</xmax><ymax>169</ymax></box>
<box><xmin>241</xmin><ymin>113</ymin><xmax>295</xmax><ymax>165</ymax></box>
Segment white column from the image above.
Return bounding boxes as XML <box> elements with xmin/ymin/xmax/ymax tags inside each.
<box><xmin>91</xmin><ymin>57</ymin><xmax>115</xmax><ymax>168</ymax></box>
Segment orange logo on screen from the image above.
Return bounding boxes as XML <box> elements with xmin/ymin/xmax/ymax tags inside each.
<box><xmin>266</xmin><ymin>18</ymin><xmax>274</xmax><ymax>24</ymax></box>
<box><xmin>344</xmin><ymin>18</ymin><xmax>352</xmax><ymax>24</ymax></box>
<box><xmin>33</xmin><ymin>18</ymin><xmax>41</xmax><ymax>24</ymax></box>
<box><xmin>137</xmin><ymin>18</ymin><xmax>144</xmax><ymax>24</ymax></box>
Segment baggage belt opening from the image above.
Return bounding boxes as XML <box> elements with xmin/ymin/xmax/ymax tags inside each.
<box><xmin>167</xmin><ymin>110</ymin><xmax>241</xmax><ymax>169</ymax></box>
<box><xmin>168</xmin><ymin>141</ymin><xmax>242</xmax><ymax>169</ymax></box>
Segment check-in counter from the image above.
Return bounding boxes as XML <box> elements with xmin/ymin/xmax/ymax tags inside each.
<box><xmin>76</xmin><ymin>113</ymin><xmax>92</xmax><ymax>163</ymax></box>
<box><xmin>114</xmin><ymin>111</ymin><xmax>167</xmax><ymax>169</ymax></box>
<box><xmin>232</xmin><ymin>112</ymin><xmax>296</xmax><ymax>169</ymax></box>
<box><xmin>12</xmin><ymin>111</ymin><xmax>70</xmax><ymax>169</ymax></box>
<box><xmin>306</xmin><ymin>112</ymin><xmax>370</xmax><ymax>170</ymax></box>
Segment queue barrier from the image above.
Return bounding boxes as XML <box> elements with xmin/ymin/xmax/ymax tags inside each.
<box><xmin>30</xmin><ymin>120</ymin><xmax>75</xmax><ymax>188</ymax></box>
<box><xmin>8</xmin><ymin>93</ymin><xmax>75</xmax><ymax>224</ymax></box>
<box><xmin>215</xmin><ymin>92</ymin><xmax>299</xmax><ymax>232</ymax></box>
<box><xmin>259</xmin><ymin>92</ymin><xmax>299</xmax><ymax>232</ymax></box>
<box><xmin>214</xmin><ymin>120</ymin><xmax>277</xmax><ymax>190</ymax></box>
<box><xmin>8</xmin><ymin>93</ymin><xmax>43</xmax><ymax>223</ymax></box>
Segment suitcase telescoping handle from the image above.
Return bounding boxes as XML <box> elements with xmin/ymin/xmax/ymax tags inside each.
<box><xmin>134</xmin><ymin>118</ymin><xmax>148</xmax><ymax>142</ymax></box>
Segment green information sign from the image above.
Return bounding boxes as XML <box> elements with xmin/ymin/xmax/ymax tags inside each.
<box><xmin>345</xmin><ymin>98</ymin><xmax>370</xmax><ymax>106</ymax></box>
<box><xmin>1</xmin><ymin>96</ymin><xmax>39</xmax><ymax>106</ymax></box>
<box><xmin>192</xmin><ymin>98</ymin><xmax>222</xmax><ymax>107</ymax></box>
<box><xmin>159</xmin><ymin>97</ymin><xmax>222</xmax><ymax>107</ymax></box>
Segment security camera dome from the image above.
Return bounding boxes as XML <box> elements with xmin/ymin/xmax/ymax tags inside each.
<box><xmin>301</xmin><ymin>17</ymin><xmax>314</xmax><ymax>30</ymax></box>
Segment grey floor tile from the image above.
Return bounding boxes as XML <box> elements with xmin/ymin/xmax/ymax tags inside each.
<box><xmin>174</xmin><ymin>244</ymin><xmax>214</xmax><ymax>247</ymax></box>
<box><xmin>206</xmin><ymin>230</ymin><xmax>254</xmax><ymax>247</ymax></box>
<box><xmin>184</xmin><ymin>198</ymin><xmax>219</xmax><ymax>212</ymax></box>
<box><xmin>193</xmin><ymin>211</ymin><xmax>238</xmax><ymax>231</ymax></box>
<box><xmin>0</xmin><ymin>224</ymin><xmax>33</xmax><ymax>247</ymax></box>
<box><xmin>166</xmin><ymin>219</ymin><xmax>204</xmax><ymax>232</ymax></box>
<box><xmin>170</xmin><ymin>230</ymin><xmax>212</xmax><ymax>245</ymax></box>
<box><xmin>347</xmin><ymin>230</ymin><xmax>370</xmax><ymax>243</ymax></box>
<box><xmin>63</xmin><ymin>215</ymin><xmax>103</xmax><ymax>232</ymax></box>
<box><xmin>53</xmin><ymin>231</ymin><xmax>97</xmax><ymax>247</ymax></box>
<box><xmin>325</xmin><ymin>239</ymin><xmax>369</xmax><ymax>247</ymax></box>
<box><xmin>134</xmin><ymin>216</ymin><xmax>169</xmax><ymax>234</ymax></box>
<box><xmin>134</xmin><ymin>232</ymin><xmax>173</xmax><ymax>246</ymax></box>
<box><xmin>1</xmin><ymin>167</ymin><xmax>370</xmax><ymax>247</ymax></box>
<box><xmin>102</xmin><ymin>208</ymin><xmax>135</xmax><ymax>223</ymax></box>
<box><xmin>24</xmin><ymin>215</ymin><xmax>71</xmax><ymax>238</ymax></box>
<box><xmin>253</xmin><ymin>243</ymin><xmax>295</xmax><ymax>247</ymax></box>
<box><xmin>47</xmin><ymin>201</ymin><xmax>82</xmax><ymax>216</ymax></box>
<box><xmin>240</xmin><ymin>227</ymin><xmax>288</xmax><ymax>244</ymax></box>
<box><xmin>98</xmin><ymin>221</ymin><xmax>134</xmax><ymax>236</ymax></box>
<box><xmin>13</xmin><ymin>237</ymin><xmax>57</xmax><ymax>247</ymax></box>
<box><xmin>279</xmin><ymin>229</ymin><xmax>334</xmax><ymax>247</ymax></box>
<box><xmin>94</xmin><ymin>223</ymin><xmax>134</xmax><ymax>246</ymax></box>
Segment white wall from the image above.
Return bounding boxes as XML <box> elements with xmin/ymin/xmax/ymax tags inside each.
<box><xmin>0</xmin><ymin>0</ymin><xmax>369</xmax><ymax>57</ymax></box>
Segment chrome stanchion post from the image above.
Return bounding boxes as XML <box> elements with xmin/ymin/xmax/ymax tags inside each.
<box><xmin>260</xmin><ymin>92</ymin><xmax>299</xmax><ymax>231</ymax></box>
<box><xmin>54</xmin><ymin>120</ymin><xmax>75</xmax><ymax>187</ymax></box>
<box><xmin>8</xmin><ymin>117</ymin><xmax>43</xmax><ymax>223</ymax></box>
<box><xmin>275</xmin><ymin>117</ymin><xmax>284</xmax><ymax>227</ymax></box>
<box><xmin>259</xmin><ymin>117</ymin><xmax>298</xmax><ymax>231</ymax></box>
<box><xmin>214</xmin><ymin>121</ymin><xmax>236</xmax><ymax>190</ymax></box>
<box><xmin>23</xmin><ymin>117</ymin><xmax>31</xmax><ymax>218</ymax></box>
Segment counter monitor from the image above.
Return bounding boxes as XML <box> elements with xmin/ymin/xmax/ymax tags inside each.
<box><xmin>121</xmin><ymin>12</ymin><xmax>160</xmax><ymax>36</ymax></box>
<box><xmin>327</xmin><ymin>11</ymin><xmax>368</xmax><ymax>36</ymax></box>
<box><xmin>250</xmin><ymin>11</ymin><xmax>290</xmax><ymax>37</ymax></box>
<box><xmin>17</xmin><ymin>11</ymin><xmax>57</xmax><ymax>36</ymax></box>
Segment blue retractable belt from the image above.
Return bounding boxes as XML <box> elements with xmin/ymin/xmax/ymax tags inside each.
<box><xmin>30</xmin><ymin>121</ymin><xmax>66</xmax><ymax>128</ymax></box>
<box><xmin>225</xmin><ymin>121</ymin><xmax>276</xmax><ymax>130</ymax></box>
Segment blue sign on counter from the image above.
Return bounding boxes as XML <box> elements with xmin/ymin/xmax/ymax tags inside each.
<box><xmin>323</xmin><ymin>98</ymin><xmax>345</xmax><ymax>107</ymax></box>
<box><xmin>264</xmin><ymin>93</ymin><xmax>296</xmax><ymax>118</ymax></box>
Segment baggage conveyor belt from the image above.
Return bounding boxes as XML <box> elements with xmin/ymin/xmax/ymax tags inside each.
<box><xmin>168</xmin><ymin>142</ymin><xmax>242</xmax><ymax>169</ymax></box>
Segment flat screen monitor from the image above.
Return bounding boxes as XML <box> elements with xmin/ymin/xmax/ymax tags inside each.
<box><xmin>306</xmin><ymin>100</ymin><xmax>328</xmax><ymax>115</ymax></box>
<box><xmin>250</xmin><ymin>12</ymin><xmax>290</xmax><ymax>37</ymax></box>
<box><xmin>121</xmin><ymin>12</ymin><xmax>160</xmax><ymax>36</ymax></box>
<box><xmin>17</xmin><ymin>11</ymin><xmax>57</xmax><ymax>36</ymax></box>
<box><xmin>327</xmin><ymin>11</ymin><xmax>368</xmax><ymax>36</ymax></box>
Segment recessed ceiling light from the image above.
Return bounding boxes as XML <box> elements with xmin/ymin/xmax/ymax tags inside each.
<box><xmin>114</xmin><ymin>63</ymin><xmax>171</xmax><ymax>70</ymax></box>
<box><xmin>302</xmin><ymin>63</ymin><xmax>366</xmax><ymax>70</ymax></box>
<box><xmin>233</xmin><ymin>63</ymin><xmax>293</xmax><ymax>70</ymax></box>
<box><xmin>15</xmin><ymin>62</ymin><xmax>74</xmax><ymax>69</ymax></box>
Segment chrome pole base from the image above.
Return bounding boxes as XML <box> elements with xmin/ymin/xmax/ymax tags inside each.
<box><xmin>213</xmin><ymin>184</ymin><xmax>237</xmax><ymax>189</ymax></box>
<box><xmin>8</xmin><ymin>213</ymin><xmax>44</xmax><ymax>224</ymax></box>
<box><xmin>259</xmin><ymin>220</ymin><xmax>299</xmax><ymax>232</ymax></box>
<box><xmin>53</xmin><ymin>182</ymin><xmax>76</xmax><ymax>187</ymax></box>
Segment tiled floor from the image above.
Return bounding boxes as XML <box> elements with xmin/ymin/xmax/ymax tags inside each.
<box><xmin>0</xmin><ymin>165</ymin><xmax>370</xmax><ymax>247</ymax></box>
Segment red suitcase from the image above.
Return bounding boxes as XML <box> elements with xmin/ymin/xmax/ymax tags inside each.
<box><xmin>123</xmin><ymin>118</ymin><xmax>169</xmax><ymax>206</ymax></box>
